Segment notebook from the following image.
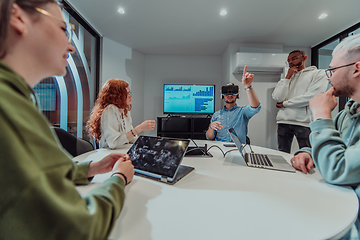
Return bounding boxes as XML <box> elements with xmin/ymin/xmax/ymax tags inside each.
<box><xmin>228</xmin><ymin>128</ymin><xmax>295</xmax><ymax>173</ymax></box>
<box><xmin>127</xmin><ymin>136</ymin><xmax>195</xmax><ymax>184</ymax></box>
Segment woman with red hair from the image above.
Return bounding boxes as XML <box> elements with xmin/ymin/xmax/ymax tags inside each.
<box><xmin>87</xmin><ymin>79</ymin><xmax>155</xmax><ymax>148</ymax></box>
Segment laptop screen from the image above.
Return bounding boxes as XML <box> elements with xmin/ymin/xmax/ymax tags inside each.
<box><xmin>127</xmin><ymin>136</ymin><xmax>190</xmax><ymax>178</ymax></box>
<box><xmin>228</xmin><ymin>128</ymin><xmax>246</xmax><ymax>159</ymax></box>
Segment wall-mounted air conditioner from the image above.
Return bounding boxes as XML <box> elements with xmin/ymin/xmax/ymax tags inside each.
<box><xmin>232</xmin><ymin>52</ymin><xmax>288</xmax><ymax>75</ymax></box>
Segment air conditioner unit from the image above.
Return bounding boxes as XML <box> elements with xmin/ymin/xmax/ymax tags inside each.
<box><xmin>232</xmin><ymin>52</ymin><xmax>288</xmax><ymax>74</ymax></box>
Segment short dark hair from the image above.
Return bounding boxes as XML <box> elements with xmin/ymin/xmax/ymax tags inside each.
<box><xmin>289</xmin><ymin>50</ymin><xmax>305</xmax><ymax>56</ymax></box>
<box><xmin>0</xmin><ymin>0</ymin><xmax>58</xmax><ymax>58</ymax></box>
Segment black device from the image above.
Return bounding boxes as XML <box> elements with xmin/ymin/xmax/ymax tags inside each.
<box><xmin>221</xmin><ymin>84</ymin><xmax>239</xmax><ymax>99</ymax></box>
<box><xmin>223</xmin><ymin>143</ymin><xmax>236</xmax><ymax>147</ymax></box>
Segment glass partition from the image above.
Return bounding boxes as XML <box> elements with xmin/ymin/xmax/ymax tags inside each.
<box><xmin>33</xmin><ymin>3</ymin><xmax>100</xmax><ymax>140</ymax></box>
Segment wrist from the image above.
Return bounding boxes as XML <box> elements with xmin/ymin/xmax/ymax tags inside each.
<box><xmin>244</xmin><ymin>85</ymin><xmax>253</xmax><ymax>91</ymax></box>
<box><xmin>111</xmin><ymin>172</ymin><xmax>128</xmax><ymax>185</ymax></box>
<box><xmin>312</xmin><ymin>111</ymin><xmax>332</xmax><ymax>120</ymax></box>
<box><xmin>134</xmin><ymin>126</ymin><xmax>140</xmax><ymax>134</ymax></box>
<box><xmin>87</xmin><ymin>161</ymin><xmax>97</xmax><ymax>178</ymax></box>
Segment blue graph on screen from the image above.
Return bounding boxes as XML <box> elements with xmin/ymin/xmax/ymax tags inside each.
<box><xmin>164</xmin><ymin>84</ymin><xmax>215</xmax><ymax>114</ymax></box>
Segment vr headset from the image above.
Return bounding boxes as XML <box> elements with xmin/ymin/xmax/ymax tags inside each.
<box><xmin>221</xmin><ymin>84</ymin><xmax>239</xmax><ymax>99</ymax></box>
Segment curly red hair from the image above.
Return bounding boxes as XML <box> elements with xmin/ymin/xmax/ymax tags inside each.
<box><xmin>86</xmin><ymin>79</ymin><xmax>130</xmax><ymax>141</ymax></box>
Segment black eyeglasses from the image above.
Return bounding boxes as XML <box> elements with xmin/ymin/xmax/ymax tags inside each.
<box><xmin>286</xmin><ymin>55</ymin><xmax>303</xmax><ymax>63</ymax></box>
<box><xmin>325</xmin><ymin>62</ymin><xmax>357</xmax><ymax>78</ymax></box>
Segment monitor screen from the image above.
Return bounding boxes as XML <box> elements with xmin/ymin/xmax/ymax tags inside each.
<box><xmin>163</xmin><ymin>84</ymin><xmax>215</xmax><ymax>114</ymax></box>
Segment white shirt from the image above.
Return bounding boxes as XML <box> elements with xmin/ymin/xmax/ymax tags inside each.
<box><xmin>99</xmin><ymin>104</ymin><xmax>137</xmax><ymax>149</ymax></box>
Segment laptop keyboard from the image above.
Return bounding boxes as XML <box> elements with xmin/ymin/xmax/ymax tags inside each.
<box><xmin>249</xmin><ymin>153</ymin><xmax>273</xmax><ymax>167</ymax></box>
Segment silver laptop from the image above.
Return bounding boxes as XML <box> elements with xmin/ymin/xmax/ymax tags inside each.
<box><xmin>127</xmin><ymin>136</ymin><xmax>195</xmax><ymax>184</ymax></box>
<box><xmin>228</xmin><ymin>128</ymin><xmax>295</xmax><ymax>173</ymax></box>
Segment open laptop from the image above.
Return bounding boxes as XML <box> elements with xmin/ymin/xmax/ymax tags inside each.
<box><xmin>127</xmin><ymin>136</ymin><xmax>195</xmax><ymax>184</ymax></box>
<box><xmin>228</xmin><ymin>128</ymin><xmax>295</xmax><ymax>173</ymax></box>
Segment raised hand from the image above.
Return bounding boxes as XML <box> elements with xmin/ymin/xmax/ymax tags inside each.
<box><xmin>309</xmin><ymin>87</ymin><xmax>337</xmax><ymax>120</ymax></box>
<box><xmin>242</xmin><ymin>65</ymin><xmax>254</xmax><ymax>88</ymax></box>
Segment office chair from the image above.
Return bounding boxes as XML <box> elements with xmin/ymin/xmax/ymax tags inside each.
<box><xmin>51</xmin><ymin>127</ymin><xmax>94</xmax><ymax>157</ymax></box>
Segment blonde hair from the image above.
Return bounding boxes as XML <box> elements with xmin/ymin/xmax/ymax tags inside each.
<box><xmin>333</xmin><ymin>34</ymin><xmax>360</xmax><ymax>62</ymax></box>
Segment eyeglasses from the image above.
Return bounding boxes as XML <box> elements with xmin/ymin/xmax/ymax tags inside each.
<box><xmin>35</xmin><ymin>7</ymin><xmax>75</xmax><ymax>43</ymax></box>
<box><xmin>128</xmin><ymin>92</ymin><xmax>132</xmax><ymax>98</ymax></box>
<box><xmin>287</xmin><ymin>55</ymin><xmax>303</xmax><ymax>63</ymax></box>
<box><xmin>325</xmin><ymin>62</ymin><xmax>357</xmax><ymax>78</ymax></box>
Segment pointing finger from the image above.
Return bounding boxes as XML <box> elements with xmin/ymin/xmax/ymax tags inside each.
<box><xmin>243</xmin><ymin>65</ymin><xmax>247</xmax><ymax>76</ymax></box>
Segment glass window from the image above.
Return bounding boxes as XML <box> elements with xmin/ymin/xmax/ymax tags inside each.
<box><xmin>34</xmin><ymin>7</ymin><xmax>100</xmax><ymax>141</ymax></box>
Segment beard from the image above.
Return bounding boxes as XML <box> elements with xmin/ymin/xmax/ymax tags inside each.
<box><xmin>225</xmin><ymin>99</ymin><xmax>236</xmax><ymax>104</ymax></box>
<box><xmin>333</xmin><ymin>85</ymin><xmax>355</xmax><ymax>97</ymax></box>
<box><xmin>332</xmin><ymin>76</ymin><xmax>355</xmax><ymax>97</ymax></box>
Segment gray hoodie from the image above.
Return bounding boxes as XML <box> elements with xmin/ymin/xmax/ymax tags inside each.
<box><xmin>272</xmin><ymin>66</ymin><xmax>328</xmax><ymax>127</ymax></box>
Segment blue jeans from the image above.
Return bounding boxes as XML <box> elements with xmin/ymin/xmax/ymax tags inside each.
<box><xmin>277</xmin><ymin>123</ymin><xmax>311</xmax><ymax>153</ymax></box>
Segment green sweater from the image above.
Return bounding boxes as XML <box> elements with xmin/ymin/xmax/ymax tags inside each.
<box><xmin>0</xmin><ymin>61</ymin><xmax>126</xmax><ymax>239</ymax></box>
<box><xmin>298</xmin><ymin>100</ymin><xmax>360</xmax><ymax>237</ymax></box>
<box><xmin>298</xmin><ymin>100</ymin><xmax>360</xmax><ymax>195</ymax></box>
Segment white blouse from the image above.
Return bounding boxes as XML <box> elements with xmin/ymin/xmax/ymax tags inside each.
<box><xmin>99</xmin><ymin>104</ymin><xmax>137</xmax><ymax>149</ymax></box>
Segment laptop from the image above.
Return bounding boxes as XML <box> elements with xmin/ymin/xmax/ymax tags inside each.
<box><xmin>228</xmin><ymin>128</ymin><xmax>295</xmax><ymax>173</ymax></box>
<box><xmin>127</xmin><ymin>136</ymin><xmax>195</xmax><ymax>184</ymax></box>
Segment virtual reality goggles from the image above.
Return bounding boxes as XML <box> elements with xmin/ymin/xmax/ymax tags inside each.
<box><xmin>221</xmin><ymin>84</ymin><xmax>239</xmax><ymax>99</ymax></box>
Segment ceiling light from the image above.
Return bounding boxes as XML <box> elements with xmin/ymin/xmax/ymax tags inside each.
<box><xmin>319</xmin><ymin>13</ymin><xmax>327</xmax><ymax>19</ymax></box>
<box><xmin>220</xmin><ymin>10</ymin><xmax>227</xmax><ymax>16</ymax></box>
<box><xmin>118</xmin><ymin>8</ymin><xmax>125</xmax><ymax>14</ymax></box>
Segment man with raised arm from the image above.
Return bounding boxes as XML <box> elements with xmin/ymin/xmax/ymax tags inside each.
<box><xmin>206</xmin><ymin>66</ymin><xmax>261</xmax><ymax>144</ymax></box>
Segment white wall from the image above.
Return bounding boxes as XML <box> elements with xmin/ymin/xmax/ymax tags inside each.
<box><xmin>101</xmin><ymin>37</ymin><xmax>145</xmax><ymax>127</ymax></box>
<box><xmin>143</xmin><ymin>55</ymin><xmax>222</xmax><ymax>136</ymax></box>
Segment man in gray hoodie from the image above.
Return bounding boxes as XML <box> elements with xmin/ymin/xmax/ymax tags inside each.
<box><xmin>272</xmin><ymin>50</ymin><xmax>328</xmax><ymax>153</ymax></box>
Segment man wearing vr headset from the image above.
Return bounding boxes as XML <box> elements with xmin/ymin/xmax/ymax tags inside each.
<box><xmin>272</xmin><ymin>50</ymin><xmax>328</xmax><ymax>153</ymax></box>
<box><xmin>206</xmin><ymin>66</ymin><xmax>261</xmax><ymax>143</ymax></box>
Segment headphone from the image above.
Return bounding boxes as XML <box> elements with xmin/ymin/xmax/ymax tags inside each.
<box><xmin>221</xmin><ymin>83</ymin><xmax>239</xmax><ymax>99</ymax></box>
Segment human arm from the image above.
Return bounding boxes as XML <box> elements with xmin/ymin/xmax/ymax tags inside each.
<box><xmin>242</xmin><ymin>66</ymin><xmax>260</xmax><ymax>108</ymax></box>
<box><xmin>87</xmin><ymin>153</ymin><xmax>131</xmax><ymax>178</ymax></box>
<box><xmin>290</xmin><ymin>151</ymin><xmax>314</xmax><ymax>174</ymax></box>
<box><xmin>132</xmin><ymin>120</ymin><xmax>156</xmax><ymax>137</ymax></box>
<box><xmin>281</xmin><ymin>70</ymin><xmax>328</xmax><ymax>108</ymax></box>
<box><xmin>101</xmin><ymin>106</ymin><xmax>155</xmax><ymax>148</ymax></box>
<box><xmin>0</xmin><ymin>87</ymin><xmax>132</xmax><ymax>239</ymax></box>
<box><xmin>206</xmin><ymin>121</ymin><xmax>223</xmax><ymax>140</ymax></box>
<box><xmin>272</xmin><ymin>67</ymin><xmax>301</xmax><ymax>102</ymax></box>
<box><xmin>307</xmin><ymin>109</ymin><xmax>360</xmax><ymax>185</ymax></box>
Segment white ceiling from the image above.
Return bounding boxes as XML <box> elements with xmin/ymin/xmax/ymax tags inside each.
<box><xmin>67</xmin><ymin>0</ymin><xmax>360</xmax><ymax>55</ymax></box>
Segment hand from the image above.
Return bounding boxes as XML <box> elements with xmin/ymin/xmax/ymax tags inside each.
<box><xmin>87</xmin><ymin>153</ymin><xmax>129</xmax><ymax>178</ymax></box>
<box><xmin>209</xmin><ymin>121</ymin><xmax>223</xmax><ymax>131</ymax></box>
<box><xmin>112</xmin><ymin>156</ymin><xmax>134</xmax><ymax>185</ymax></box>
<box><xmin>242</xmin><ymin>65</ymin><xmax>254</xmax><ymax>88</ymax></box>
<box><xmin>276</xmin><ymin>102</ymin><xmax>284</xmax><ymax>108</ymax></box>
<box><xmin>285</xmin><ymin>66</ymin><xmax>299</xmax><ymax>79</ymax></box>
<box><xmin>138</xmin><ymin>120</ymin><xmax>156</xmax><ymax>132</ymax></box>
<box><xmin>309</xmin><ymin>87</ymin><xmax>337</xmax><ymax>120</ymax></box>
<box><xmin>290</xmin><ymin>152</ymin><xmax>314</xmax><ymax>174</ymax></box>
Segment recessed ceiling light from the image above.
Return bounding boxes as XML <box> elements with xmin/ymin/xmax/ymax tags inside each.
<box><xmin>319</xmin><ymin>13</ymin><xmax>327</xmax><ymax>19</ymax></box>
<box><xmin>220</xmin><ymin>9</ymin><xmax>227</xmax><ymax>16</ymax></box>
<box><xmin>118</xmin><ymin>8</ymin><xmax>125</xmax><ymax>14</ymax></box>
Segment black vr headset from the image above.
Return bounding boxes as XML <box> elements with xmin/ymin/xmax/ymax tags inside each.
<box><xmin>221</xmin><ymin>84</ymin><xmax>239</xmax><ymax>99</ymax></box>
